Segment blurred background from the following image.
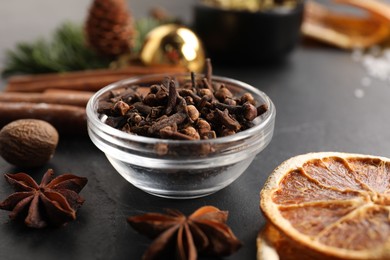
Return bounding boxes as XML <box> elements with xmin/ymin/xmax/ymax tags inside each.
<box><xmin>1</xmin><ymin>1</ymin><xmax>390</xmax><ymax>259</ymax></box>
<box><xmin>0</xmin><ymin>0</ymin><xmax>195</xmax><ymax>65</ymax></box>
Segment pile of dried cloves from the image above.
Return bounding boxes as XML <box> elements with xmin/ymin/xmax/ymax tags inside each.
<box><xmin>97</xmin><ymin>60</ymin><xmax>268</xmax><ymax>140</ymax></box>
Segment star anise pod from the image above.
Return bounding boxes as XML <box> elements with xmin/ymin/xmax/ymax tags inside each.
<box><xmin>0</xmin><ymin>169</ymin><xmax>88</xmax><ymax>228</ymax></box>
<box><xmin>127</xmin><ymin>206</ymin><xmax>242</xmax><ymax>260</ymax></box>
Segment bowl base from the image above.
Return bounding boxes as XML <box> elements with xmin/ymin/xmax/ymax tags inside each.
<box><xmin>106</xmin><ymin>155</ymin><xmax>254</xmax><ymax>199</ymax></box>
<box><xmin>143</xmin><ymin>190</ymin><xmax>218</xmax><ymax>199</ymax></box>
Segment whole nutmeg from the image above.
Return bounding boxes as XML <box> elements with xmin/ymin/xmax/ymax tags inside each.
<box><xmin>0</xmin><ymin>119</ymin><xmax>59</xmax><ymax>168</ymax></box>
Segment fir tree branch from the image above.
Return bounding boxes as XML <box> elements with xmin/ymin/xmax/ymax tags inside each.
<box><xmin>1</xmin><ymin>22</ymin><xmax>112</xmax><ymax>78</ymax></box>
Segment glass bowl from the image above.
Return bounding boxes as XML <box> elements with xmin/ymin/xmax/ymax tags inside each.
<box><xmin>86</xmin><ymin>73</ymin><xmax>275</xmax><ymax>199</ymax></box>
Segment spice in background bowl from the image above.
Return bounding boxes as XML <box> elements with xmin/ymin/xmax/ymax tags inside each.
<box><xmin>86</xmin><ymin>65</ymin><xmax>275</xmax><ymax>199</ymax></box>
<box><xmin>193</xmin><ymin>0</ymin><xmax>304</xmax><ymax>65</ymax></box>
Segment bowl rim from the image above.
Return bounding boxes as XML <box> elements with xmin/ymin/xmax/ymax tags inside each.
<box><xmin>86</xmin><ymin>73</ymin><xmax>276</xmax><ymax>145</ymax></box>
<box><xmin>194</xmin><ymin>0</ymin><xmax>305</xmax><ymax>15</ymax></box>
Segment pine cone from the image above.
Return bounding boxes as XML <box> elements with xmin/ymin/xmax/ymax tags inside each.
<box><xmin>85</xmin><ymin>0</ymin><xmax>134</xmax><ymax>57</ymax></box>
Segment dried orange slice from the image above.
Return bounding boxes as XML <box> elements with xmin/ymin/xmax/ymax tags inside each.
<box><xmin>260</xmin><ymin>152</ymin><xmax>390</xmax><ymax>259</ymax></box>
<box><xmin>257</xmin><ymin>223</ymin><xmax>317</xmax><ymax>260</ymax></box>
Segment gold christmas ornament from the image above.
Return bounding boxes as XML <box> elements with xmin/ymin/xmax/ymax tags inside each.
<box><xmin>139</xmin><ymin>24</ymin><xmax>205</xmax><ymax>72</ymax></box>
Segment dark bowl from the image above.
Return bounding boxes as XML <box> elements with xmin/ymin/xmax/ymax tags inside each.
<box><xmin>193</xmin><ymin>2</ymin><xmax>305</xmax><ymax>65</ymax></box>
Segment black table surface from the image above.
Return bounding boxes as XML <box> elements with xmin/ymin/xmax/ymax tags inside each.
<box><xmin>1</xmin><ymin>1</ymin><xmax>390</xmax><ymax>260</ymax></box>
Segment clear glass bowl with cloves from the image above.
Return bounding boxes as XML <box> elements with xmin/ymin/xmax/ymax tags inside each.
<box><xmin>86</xmin><ymin>69</ymin><xmax>275</xmax><ymax>199</ymax></box>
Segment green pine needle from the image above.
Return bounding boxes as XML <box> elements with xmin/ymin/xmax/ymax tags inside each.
<box><xmin>133</xmin><ymin>17</ymin><xmax>162</xmax><ymax>53</ymax></box>
<box><xmin>1</xmin><ymin>22</ymin><xmax>112</xmax><ymax>77</ymax></box>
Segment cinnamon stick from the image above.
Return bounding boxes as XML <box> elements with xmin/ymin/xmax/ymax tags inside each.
<box><xmin>43</xmin><ymin>89</ymin><xmax>95</xmax><ymax>95</ymax></box>
<box><xmin>0</xmin><ymin>102</ymin><xmax>86</xmax><ymax>135</ymax></box>
<box><xmin>5</xmin><ymin>65</ymin><xmax>187</xmax><ymax>93</ymax></box>
<box><xmin>335</xmin><ymin>0</ymin><xmax>390</xmax><ymax>21</ymax></box>
<box><xmin>302</xmin><ymin>1</ymin><xmax>390</xmax><ymax>49</ymax></box>
<box><xmin>0</xmin><ymin>91</ymin><xmax>93</xmax><ymax>107</ymax></box>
